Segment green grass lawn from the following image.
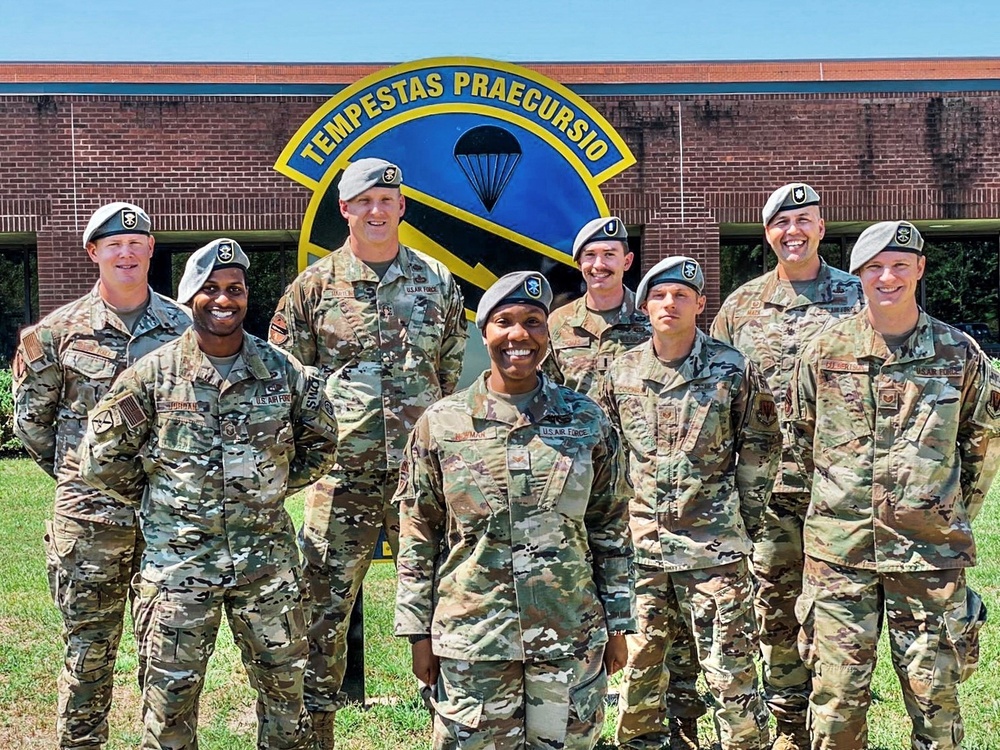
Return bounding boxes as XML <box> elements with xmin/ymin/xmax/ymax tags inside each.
<box><xmin>2</xmin><ymin>456</ymin><xmax>1000</xmax><ymax>748</ymax></box>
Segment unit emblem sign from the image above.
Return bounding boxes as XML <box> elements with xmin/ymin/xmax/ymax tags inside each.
<box><xmin>275</xmin><ymin>57</ymin><xmax>635</xmax><ymax>315</ymax></box>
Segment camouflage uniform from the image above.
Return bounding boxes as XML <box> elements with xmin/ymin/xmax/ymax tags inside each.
<box><xmin>270</xmin><ymin>240</ymin><xmax>467</xmax><ymax>712</ymax></box>
<box><xmin>544</xmin><ymin>288</ymin><xmax>651</xmax><ymax>399</ymax></box>
<box><xmin>545</xmin><ymin>289</ymin><xmax>702</xmax><ymax>725</ymax></box>
<box><xmin>603</xmin><ymin>332</ymin><xmax>780</xmax><ymax>750</ymax></box>
<box><xmin>394</xmin><ymin>372</ymin><xmax>635</xmax><ymax>749</ymax></box>
<box><xmin>12</xmin><ymin>283</ymin><xmax>190</xmax><ymax>748</ymax></box>
<box><xmin>78</xmin><ymin>328</ymin><xmax>339</xmax><ymax>749</ymax></box>
<box><xmin>711</xmin><ymin>260</ymin><xmax>863</xmax><ymax>726</ymax></box>
<box><xmin>788</xmin><ymin>310</ymin><xmax>1000</xmax><ymax>749</ymax></box>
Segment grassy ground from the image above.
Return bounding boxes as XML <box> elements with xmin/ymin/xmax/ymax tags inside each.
<box><xmin>2</xmin><ymin>456</ymin><xmax>999</xmax><ymax>748</ymax></box>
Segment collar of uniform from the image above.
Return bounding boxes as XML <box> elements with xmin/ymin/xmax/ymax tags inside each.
<box><xmin>853</xmin><ymin>309</ymin><xmax>936</xmax><ymax>363</ymax></box>
<box><xmin>230</xmin><ymin>333</ymin><xmax>273</xmax><ymax>380</ymax></box>
<box><xmin>464</xmin><ymin>370</ymin><xmax>573</xmax><ymax>426</ymax></box>
<box><xmin>176</xmin><ymin>328</ymin><xmax>271</xmax><ymax>384</ymax></box>
<box><xmin>87</xmin><ymin>282</ymin><xmax>116</xmax><ymax>330</ymax></box>
<box><xmin>145</xmin><ymin>289</ymin><xmax>190</xmax><ymax>331</ymax></box>
<box><xmin>759</xmin><ymin>259</ymin><xmax>836</xmax><ymax>308</ymax></box>
<box><xmin>337</xmin><ymin>239</ymin><xmax>409</xmax><ymax>284</ymax></box>
<box><xmin>635</xmin><ymin>328</ymin><xmax>709</xmax><ymax>388</ymax></box>
<box><xmin>88</xmin><ymin>281</ymin><xmax>161</xmax><ymax>333</ymax></box>
<box><xmin>567</xmin><ymin>286</ymin><xmax>639</xmax><ymax>336</ymax></box>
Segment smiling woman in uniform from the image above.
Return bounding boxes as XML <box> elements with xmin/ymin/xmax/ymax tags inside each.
<box><xmin>393</xmin><ymin>271</ymin><xmax>636</xmax><ymax>750</ymax></box>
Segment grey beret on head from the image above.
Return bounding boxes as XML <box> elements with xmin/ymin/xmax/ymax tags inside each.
<box><xmin>571</xmin><ymin>216</ymin><xmax>629</xmax><ymax>261</ymax></box>
<box><xmin>476</xmin><ymin>271</ymin><xmax>553</xmax><ymax>330</ymax></box>
<box><xmin>636</xmin><ymin>256</ymin><xmax>705</xmax><ymax>305</ymax></box>
<box><xmin>338</xmin><ymin>157</ymin><xmax>403</xmax><ymax>201</ymax></box>
<box><xmin>82</xmin><ymin>202</ymin><xmax>151</xmax><ymax>248</ymax></box>
<box><xmin>762</xmin><ymin>183</ymin><xmax>821</xmax><ymax>225</ymax></box>
<box><xmin>849</xmin><ymin>221</ymin><xmax>924</xmax><ymax>273</ymax></box>
<box><xmin>177</xmin><ymin>238</ymin><xmax>251</xmax><ymax>304</ymax></box>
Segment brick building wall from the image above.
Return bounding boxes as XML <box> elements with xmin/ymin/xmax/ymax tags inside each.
<box><xmin>1</xmin><ymin>61</ymin><xmax>999</xmax><ymax>317</ymax></box>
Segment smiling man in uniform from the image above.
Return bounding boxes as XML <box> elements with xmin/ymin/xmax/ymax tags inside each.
<box><xmin>13</xmin><ymin>202</ymin><xmax>190</xmax><ymax>749</ymax></box>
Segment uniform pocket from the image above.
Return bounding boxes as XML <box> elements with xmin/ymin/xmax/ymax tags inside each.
<box><xmin>570</xmin><ymin>665</ymin><xmax>608</xmax><ymax>723</ymax></box>
<box><xmin>943</xmin><ymin>586</ymin><xmax>987</xmax><ymax>683</ymax></box>
<box><xmin>794</xmin><ymin>594</ymin><xmax>817</xmax><ymax>670</ymax></box>
<box><xmin>157</xmin><ymin>416</ymin><xmax>216</xmax><ymax>455</ymax></box>
<box><xmin>711</xmin><ymin>570</ymin><xmax>758</xmax><ymax>662</ymax></box>
<box><xmin>43</xmin><ymin>520</ymin><xmax>67</xmax><ymax>604</ymax></box>
<box><xmin>149</xmin><ymin>598</ymin><xmax>218</xmax><ymax>667</ymax></box>
<box><xmin>433</xmin><ymin>680</ymin><xmax>485</xmax><ymax>729</ymax></box>
<box><xmin>715</xmin><ymin>569</ymin><xmax>755</xmax><ymax>625</ymax></box>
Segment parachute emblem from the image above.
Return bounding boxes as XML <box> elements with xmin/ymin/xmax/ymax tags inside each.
<box><xmin>454</xmin><ymin>125</ymin><xmax>522</xmax><ymax>213</ymax></box>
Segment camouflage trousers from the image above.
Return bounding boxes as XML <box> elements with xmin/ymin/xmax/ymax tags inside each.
<box><xmin>299</xmin><ymin>466</ymin><xmax>399</xmax><ymax>712</ymax></box>
<box><xmin>132</xmin><ymin>566</ymin><xmax>315</xmax><ymax>749</ymax></box>
<box><xmin>797</xmin><ymin>556</ymin><xmax>986</xmax><ymax>750</ymax></box>
<box><xmin>661</xmin><ymin>630</ymin><xmax>705</xmax><ymax>723</ymax></box>
<box><xmin>432</xmin><ymin>647</ymin><xmax>606</xmax><ymax>750</ymax></box>
<box><xmin>44</xmin><ymin>513</ymin><xmax>143</xmax><ymax>749</ymax></box>
<box><xmin>616</xmin><ymin>560</ymin><xmax>768</xmax><ymax>750</ymax></box>
<box><xmin>752</xmin><ymin>491</ymin><xmax>810</xmax><ymax>723</ymax></box>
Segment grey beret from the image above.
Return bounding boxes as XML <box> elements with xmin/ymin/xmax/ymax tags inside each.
<box><xmin>82</xmin><ymin>202</ymin><xmax>151</xmax><ymax>248</ymax></box>
<box><xmin>762</xmin><ymin>183</ymin><xmax>821</xmax><ymax>225</ymax></box>
<box><xmin>177</xmin><ymin>238</ymin><xmax>250</xmax><ymax>304</ymax></box>
<box><xmin>339</xmin><ymin>158</ymin><xmax>403</xmax><ymax>201</ymax></box>
<box><xmin>849</xmin><ymin>221</ymin><xmax>924</xmax><ymax>273</ymax></box>
<box><xmin>636</xmin><ymin>256</ymin><xmax>705</xmax><ymax>305</ymax></box>
<box><xmin>571</xmin><ymin>216</ymin><xmax>629</xmax><ymax>261</ymax></box>
<box><xmin>476</xmin><ymin>271</ymin><xmax>553</xmax><ymax>330</ymax></box>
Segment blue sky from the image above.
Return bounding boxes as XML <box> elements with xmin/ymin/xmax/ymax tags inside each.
<box><xmin>2</xmin><ymin>0</ymin><xmax>998</xmax><ymax>62</ymax></box>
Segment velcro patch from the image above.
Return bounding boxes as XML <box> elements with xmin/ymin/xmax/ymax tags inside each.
<box><xmin>820</xmin><ymin>359</ymin><xmax>867</xmax><ymax>373</ymax></box>
<box><xmin>404</xmin><ymin>285</ymin><xmax>439</xmax><ymax>295</ymax></box>
<box><xmin>118</xmin><ymin>394</ymin><xmax>147</xmax><ymax>429</ymax></box>
<box><xmin>324</xmin><ymin>288</ymin><xmax>354</xmax><ymax>299</ymax></box>
<box><xmin>755</xmin><ymin>398</ymin><xmax>777</xmax><ymax>427</ymax></box>
<box><xmin>269</xmin><ymin>313</ymin><xmax>290</xmax><ymax>346</ymax></box>
<box><xmin>156</xmin><ymin>400</ymin><xmax>199</xmax><ymax>412</ymax></box>
<box><xmin>449</xmin><ymin>430</ymin><xmax>496</xmax><ymax>441</ymax></box>
<box><xmin>91</xmin><ymin>407</ymin><xmax>120</xmax><ymax>435</ymax></box>
<box><xmin>507</xmin><ymin>447</ymin><xmax>531</xmax><ymax>471</ymax></box>
<box><xmin>539</xmin><ymin>426</ymin><xmax>591</xmax><ymax>438</ymax></box>
<box><xmin>915</xmin><ymin>366</ymin><xmax>963</xmax><ymax>378</ymax></box>
<box><xmin>253</xmin><ymin>393</ymin><xmax>292</xmax><ymax>407</ymax></box>
<box><xmin>304</xmin><ymin>378</ymin><xmax>323</xmax><ymax>411</ymax></box>
<box><xmin>988</xmin><ymin>390</ymin><xmax>1000</xmax><ymax>420</ymax></box>
<box><xmin>69</xmin><ymin>340</ymin><xmax>116</xmax><ymax>360</ymax></box>
<box><xmin>21</xmin><ymin>330</ymin><xmax>44</xmax><ymax>363</ymax></box>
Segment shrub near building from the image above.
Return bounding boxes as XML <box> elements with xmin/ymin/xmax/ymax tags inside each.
<box><xmin>0</xmin><ymin>368</ymin><xmax>24</xmax><ymax>455</ymax></box>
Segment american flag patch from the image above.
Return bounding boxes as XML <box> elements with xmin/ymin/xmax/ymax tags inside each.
<box><xmin>118</xmin><ymin>393</ymin><xmax>147</xmax><ymax>429</ymax></box>
<box><xmin>22</xmin><ymin>330</ymin><xmax>43</xmax><ymax>363</ymax></box>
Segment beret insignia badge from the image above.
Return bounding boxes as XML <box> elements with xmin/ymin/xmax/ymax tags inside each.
<box><xmin>604</xmin><ymin>218</ymin><xmax>618</xmax><ymax>236</ymax></box>
<box><xmin>792</xmin><ymin>185</ymin><xmax>807</xmax><ymax>204</ymax></box>
<box><xmin>217</xmin><ymin>243</ymin><xmax>234</xmax><ymax>262</ymax></box>
<box><xmin>682</xmin><ymin>260</ymin><xmax>697</xmax><ymax>280</ymax></box>
<box><xmin>895</xmin><ymin>224</ymin><xmax>912</xmax><ymax>246</ymax></box>
<box><xmin>382</xmin><ymin>166</ymin><xmax>398</xmax><ymax>183</ymax></box>
<box><xmin>121</xmin><ymin>209</ymin><xmax>138</xmax><ymax>229</ymax></box>
<box><xmin>524</xmin><ymin>276</ymin><xmax>542</xmax><ymax>299</ymax></box>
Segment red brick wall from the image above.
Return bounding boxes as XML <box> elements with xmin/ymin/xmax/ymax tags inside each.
<box><xmin>595</xmin><ymin>91</ymin><xmax>1000</xmax><ymax>315</ymax></box>
<box><xmin>3</xmin><ymin>89</ymin><xmax>1000</xmax><ymax>316</ymax></box>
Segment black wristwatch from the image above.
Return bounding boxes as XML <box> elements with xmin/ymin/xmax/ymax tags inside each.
<box><xmin>408</xmin><ymin>634</ymin><xmax>431</xmax><ymax>644</ymax></box>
